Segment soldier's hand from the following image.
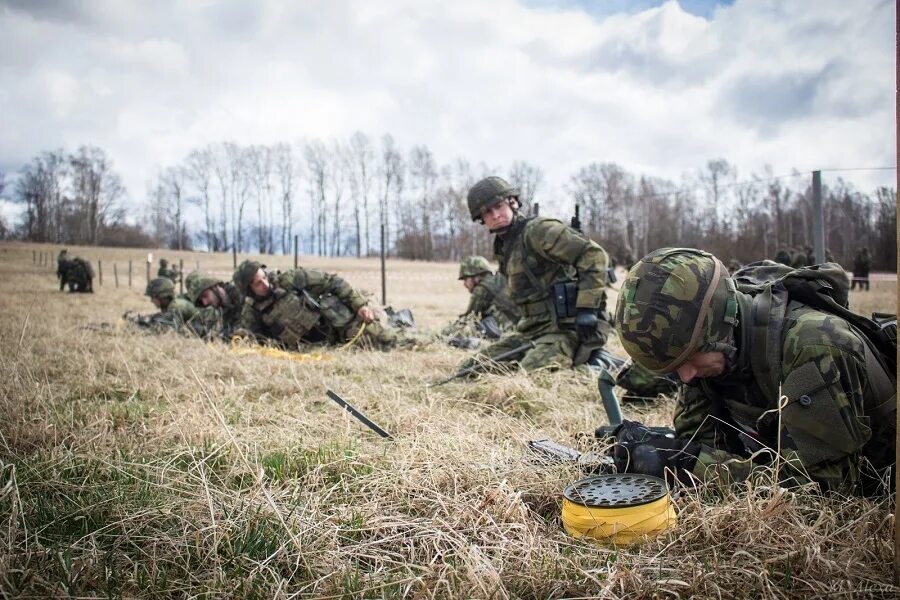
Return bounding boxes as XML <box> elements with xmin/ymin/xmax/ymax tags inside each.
<box><xmin>357</xmin><ymin>306</ymin><xmax>375</xmax><ymax>324</ymax></box>
<box><xmin>611</xmin><ymin>420</ymin><xmax>698</xmax><ymax>483</ymax></box>
<box><xmin>575</xmin><ymin>308</ymin><xmax>599</xmax><ymax>341</ymax></box>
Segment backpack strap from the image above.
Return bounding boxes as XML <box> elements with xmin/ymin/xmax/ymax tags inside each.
<box><xmin>748</xmin><ymin>284</ymin><xmax>789</xmax><ymax>403</ymax></box>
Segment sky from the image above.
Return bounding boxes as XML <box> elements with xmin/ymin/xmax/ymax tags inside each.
<box><xmin>0</xmin><ymin>0</ymin><xmax>895</xmax><ymax>225</ymax></box>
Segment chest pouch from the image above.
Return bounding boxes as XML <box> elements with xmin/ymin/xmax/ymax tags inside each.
<box><xmin>780</xmin><ymin>362</ymin><xmax>871</xmax><ymax>468</ymax></box>
<box><xmin>317</xmin><ymin>294</ymin><xmax>356</xmax><ymax>330</ymax></box>
<box><xmin>552</xmin><ymin>281</ymin><xmax>578</xmax><ymax>320</ymax></box>
<box><xmin>263</xmin><ymin>291</ymin><xmax>320</xmax><ymax>348</ymax></box>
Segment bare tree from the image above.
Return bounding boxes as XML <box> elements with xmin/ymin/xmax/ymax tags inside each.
<box><xmin>348</xmin><ymin>131</ymin><xmax>375</xmax><ymax>257</ymax></box>
<box><xmin>186</xmin><ymin>147</ymin><xmax>216</xmax><ymax>250</ymax></box>
<box><xmin>329</xmin><ymin>141</ymin><xmax>349</xmax><ymax>256</ymax></box>
<box><xmin>305</xmin><ymin>140</ymin><xmax>329</xmax><ymax>256</ymax></box>
<box><xmin>161</xmin><ymin>166</ymin><xmax>188</xmax><ymax>249</ymax></box>
<box><xmin>378</xmin><ymin>134</ymin><xmax>404</xmax><ymax>258</ymax></box>
<box><xmin>274</xmin><ymin>142</ymin><xmax>298</xmax><ymax>255</ymax></box>
<box><xmin>408</xmin><ymin>145</ymin><xmax>437</xmax><ymax>260</ymax></box>
<box><xmin>68</xmin><ymin>145</ymin><xmax>124</xmax><ymax>245</ymax></box>
<box><xmin>509</xmin><ymin>160</ymin><xmax>544</xmax><ymax>207</ymax></box>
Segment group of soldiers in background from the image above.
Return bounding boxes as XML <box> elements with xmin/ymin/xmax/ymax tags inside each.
<box><xmin>56</xmin><ymin>249</ymin><xmax>94</xmax><ymax>293</ymax></box>
<box><xmin>55</xmin><ymin>174</ymin><xmax>895</xmax><ymax>497</ymax></box>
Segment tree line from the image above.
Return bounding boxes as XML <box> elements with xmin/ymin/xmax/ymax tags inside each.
<box><xmin>4</xmin><ymin>135</ymin><xmax>897</xmax><ymax>271</ymax></box>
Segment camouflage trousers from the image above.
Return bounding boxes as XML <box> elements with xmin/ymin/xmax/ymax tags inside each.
<box><xmin>460</xmin><ymin>329</ymin><xmax>579</xmax><ymax>372</ymax></box>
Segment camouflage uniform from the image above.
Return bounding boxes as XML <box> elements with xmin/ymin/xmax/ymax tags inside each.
<box><xmin>446</xmin><ymin>256</ymin><xmax>520</xmax><ymax>342</ymax></box>
<box><xmin>137</xmin><ymin>277</ymin><xmax>198</xmax><ymax>332</ymax></box>
<box><xmin>60</xmin><ymin>256</ymin><xmax>94</xmax><ymax>293</ymax></box>
<box><xmin>186</xmin><ymin>273</ymin><xmax>244</xmax><ymax>338</ymax></box>
<box><xmin>158</xmin><ymin>259</ymin><xmax>180</xmax><ymax>283</ymax></box>
<box><xmin>235</xmin><ymin>261</ymin><xmax>400</xmax><ymax>350</ymax></box>
<box><xmin>615</xmin><ymin>248</ymin><xmax>895</xmax><ymax>495</ymax></box>
<box><xmin>461</xmin><ymin>177</ymin><xmax>610</xmax><ymax>372</ymax></box>
<box><xmin>57</xmin><ymin>250</ymin><xmax>71</xmax><ymax>291</ymax></box>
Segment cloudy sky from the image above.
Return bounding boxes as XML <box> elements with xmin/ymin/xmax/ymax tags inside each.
<box><xmin>0</xmin><ymin>0</ymin><xmax>895</xmax><ymax>222</ymax></box>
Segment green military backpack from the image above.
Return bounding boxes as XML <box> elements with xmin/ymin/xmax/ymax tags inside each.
<box><xmin>732</xmin><ymin>260</ymin><xmax>897</xmax><ymax>383</ymax></box>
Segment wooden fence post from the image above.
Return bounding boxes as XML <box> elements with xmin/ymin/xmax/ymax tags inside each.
<box><xmin>98</xmin><ymin>260</ymin><xmax>103</xmax><ymax>286</ymax></box>
<box><xmin>128</xmin><ymin>260</ymin><xmax>132</xmax><ymax>287</ymax></box>
<box><xmin>114</xmin><ymin>263</ymin><xmax>119</xmax><ymax>288</ymax></box>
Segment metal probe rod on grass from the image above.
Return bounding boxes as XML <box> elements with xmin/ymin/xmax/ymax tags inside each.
<box><xmin>325</xmin><ymin>388</ymin><xmax>393</xmax><ymax>440</ymax></box>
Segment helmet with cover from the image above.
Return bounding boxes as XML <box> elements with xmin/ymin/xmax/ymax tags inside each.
<box><xmin>187</xmin><ymin>273</ymin><xmax>222</xmax><ymax>305</ymax></box>
<box><xmin>458</xmin><ymin>256</ymin><xmax>492</xmax><ymax>280</ymax></box>
<box><xmin>145</xmin><ymin>277</ymin><xmax>175</xmax><ymax>300</ymax></box>
<box><xmin>233</xmin><ymin>260</ymin><xmax>264</xmax><ymax>295</ymax></box>
<box><xmin>614</xmin><ymin>248</ymin><xmax>737</xmax><ymax>373</ymax></box>
<box><xmin>466</xmin><ymin>176</ymin><xmax>519</xmax><ymax>222</ymax></box>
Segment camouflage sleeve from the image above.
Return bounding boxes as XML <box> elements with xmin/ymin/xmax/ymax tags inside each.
<box><xmin>279</xmin><ymin>268</ymin><xmax>367</xmax><ymax>312</ymax></box>
<box><xmin>189</xmin><ymin>306</ymin><xmax>222</xmax><ymax>338</ymax></box>
<box><xmin>464</xmin><ymin>284</ymin><xmax>493</xmax><ymax>318</ymax></box>
<box><xmin>167</xmin><ymin>298</ymin><xmax>198</xmax><ymax>329</ymax></box>
<box><xmin>674</xmin><ymin>384</ymin><xmax>757</xmax><ymax>485</ymax></box>
<box><xmin>526</xmin><ymin>218</ymin><xmax>608</xmax><ymax>309</ymax></box>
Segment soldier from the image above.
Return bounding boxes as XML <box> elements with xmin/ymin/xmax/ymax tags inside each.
<box><xmin>612</xmin><ymin>248</ymin><xmax>895</xmax><ymax>496</ymax></box>
<box><xmin>158</xmin><ymin>258</ymin><xmax>180</xmax><ymax>283</ymax></box>
<box><xmin>726</xmin><ymin>258</ymin><xmax>742</xmax><ymax>274</ymax></box>
<box><xmin>458</xmin><ymin>176</ymin><xmax>611</xmax><ymax>372</ymax></box>
<box><xmin>186</xmin><ymin>273</ymin><xmax>244</xmax><ymax>338</ymax></box>
<box><xmin>60</xmin><ymin>255</ymin><xmax>94</xmax><ymax>293</ymax></box>
<box><xmin>233</xmin><ymin>260</ymin><xmax>401</xmax><ymax>350</ymax></box>
<box><xmin>133</xmin><ymin>277</ymin><xmax>198</xmax><ymax>332</ymax></box>
<box><xmin>56</xmin><ymin>249</ymin><xmax>71</xmax><ymax>291</ymax></box>
<box><xmin>774</xmin><ymin>247</ymin><xmax>791</xmax><ymax>266</ymax></box>
<box><xmin>851</xmin><ymin>247</ymin><xmax>871</xmax><ymax>291</ymax></box>
<box><xmin>457</xmin><ymin>256</ymin><xmax>520</xmax><ymax>327</ymax></box>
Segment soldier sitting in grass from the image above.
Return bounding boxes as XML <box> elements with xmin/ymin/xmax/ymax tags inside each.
<box><xmin>611</xmin><ymin>248</ymin><xmax>896</xmax><ymax>496</ymax></box>
<box><xmin>233</xmin><ymin>260</ymin><xmax>402</xmax><ymax>351</ymax></box>
<box><xmin>442</xmin><ymin>256</ymin><xmax>521</xmax><ymax>348</ymax></box>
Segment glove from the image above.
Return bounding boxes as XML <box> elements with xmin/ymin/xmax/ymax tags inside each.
<box><xmin>575</xmin><ymin>308</ymin><xmax>599</xmax><ymax>341</ymax></box>
<box><xmin>610</xmin><ymin>420</ymin><xmax>699</xmax><ymax>483</ymax></box>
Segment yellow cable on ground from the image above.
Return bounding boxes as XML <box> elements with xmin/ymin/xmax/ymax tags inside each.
<box><xmin>340</xmin><ymin>322</ymin><xmax>367</xmax><ymax>349</ymax></box>
<box><xmin>562</xmin><ymin>495</ymin><xmax>675</xmax><ymax>544</ymax></box>
<box><xmin>211</xmin><ymin>339</ymin><xmax>332</xmax><ymax>363</ymax></box>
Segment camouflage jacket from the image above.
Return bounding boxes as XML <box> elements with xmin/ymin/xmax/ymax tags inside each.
<box><xmin>674</xmin><ymin>295</ymin><xmax>894</xmax><ymax>494</ymax></box>
<box><xmin>494</xmin><ymin>215</ymin><xmax>608</xmax><ymax>337</ymax></box>
<box><xmin>462</xmin><ymin>272</ymin><xmax>521</xmax><ymax>328</ymax></box>
<box><xmin>158</xmin><ymin>266</ymin><xmax>179</xmax><ymax>282</ymax></box>
<box><xmin>239</xmin><ymin>268</ymin><xmax>368</xmax><ymax>347</ymax></box>
<box><xmin>191</xmin><ymin>282</ymin><xmax>243</xmax><ymax>338</ymax></box>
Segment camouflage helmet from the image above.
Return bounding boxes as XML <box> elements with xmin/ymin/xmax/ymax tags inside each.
<box><xmin>233</xmin><ymin>260</ymin><xmax>264</xmax><ymax>295</ymax></box>
<box><xmin>467</xmin><ymin>176</ymin><xmax>519</xmax><ymax>221</ymax></box>
<box><xmin>458</xmin><ymin>256</ymin><xmax>492</xmax><ymax>279</ymax></box>
<box><xmin>145</xmin><ymin>277</ymin><xmax>175</xmax><ymax>300</ymax></box>
<box><xmin>614</xmin><ymin>248</ymin><xmax>737</xmax><ymax>374</ymax></box>
<box><xmin>186</xmin><ymin>273</ymin><xmax>222</xmax><ymax>305</ymax></box>
<box><xmin>160</xmin><ymin>258</ymin><xmax>168</xmax><ymax>267</ymax></box>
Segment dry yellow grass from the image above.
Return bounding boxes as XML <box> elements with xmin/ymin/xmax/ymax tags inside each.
<box><xmin>0</xmin><ymin>241</ymin><xmax>897</xmax><ymax>598</ymax></box>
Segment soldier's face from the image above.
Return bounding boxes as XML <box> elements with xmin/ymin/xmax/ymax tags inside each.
<box><xmin>481</xmin><ymin>200</ymin><xmax>514</xmax><ymax>230</ymax></box>
<box><xmin>151</xmin><ymin>297</ymin><xmax>162</xmax><ymax>309</ymax></box>
<box><xmin>200</xmin><ymin>286</ymin><xmax>224</xmax><ymax>307</ymax></box>
<box><xmin>676</xmin><ymin>351</ymin><xmax>726</xmax><ymax>383</ymax></box>
<box><xmin>463</xmin><ymin>276</ymin><xmax>479</xmax><ymax>293</ymax></box>
<box><xmin>249</xmin><ymin>269</ymin><xmax>270</xmax><ymax>297</ymax></box>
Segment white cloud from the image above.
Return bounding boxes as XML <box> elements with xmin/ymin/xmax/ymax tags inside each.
<box><xmin>0</xmin><ymin>0</ymin><xmax>894</xmax><ymax>217</ymax></box>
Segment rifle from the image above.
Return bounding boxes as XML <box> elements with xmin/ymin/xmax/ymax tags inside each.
<box><xmin>429</xmin><ymin>341</ymin><xmax>535</xmax><ymax>387</ymax></box>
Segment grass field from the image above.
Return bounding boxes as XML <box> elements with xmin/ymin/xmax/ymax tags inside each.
<box><xmin>0</xmin><ymin>241</ymin><xmax>897</xmax><ymax>598</ymax></box>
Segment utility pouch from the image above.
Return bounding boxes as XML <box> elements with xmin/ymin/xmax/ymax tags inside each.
<box><xmin>781</xmin><ymin>362</ymin><xmax>869</xmax><ymax>467</ymax></box>
<box><xmin>318</xmin><ymin>294</ymin><xmax>356</xmax><ymax>330</ymax></box>
<box><xmin>263</xmin><ymin>291</ymin><xmax>320</xmax><ymax>348</ymax></box>
<box><xmin>552</xmin><ymin>281</ymin><xmax>578</xmax><ymax>320</ymax></box>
